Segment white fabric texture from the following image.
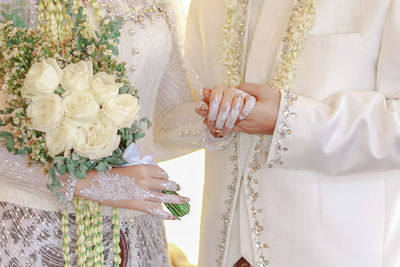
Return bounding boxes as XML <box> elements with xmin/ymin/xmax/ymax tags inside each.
<box><xmin>186</xmin><ymin>0</ymin><xmax>400</xmax><ymax>266</ymax></box>
<box><xmin>0</xmin><ymin>0</ymin><xmax>202</xmax><ymax>266</ymax></box>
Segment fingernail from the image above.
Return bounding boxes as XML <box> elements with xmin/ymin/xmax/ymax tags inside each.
<box><xmin>158</xmin><ymin>170</ymin><xmax>169</xmax><ymax>178</ymax></box>
<box><xmin>216</xmin><ymin>103</ymin><xmax>230</xmax><ymax>129</ymax></box>
<box><xmin>209</xmin><ymin>95</ymin><xmax>221</xmax><ymax>121</ymax></box>
<box><xmin>181</xmin><ymin>197</ymin><xmax>190</xmax><ymax>203</ymax></box>
<box><xmin>161</xmin><ymin>181</ymin><xmax>178</xmax><ymax>191</ymax></box>
<box><xmin>177</xmin><ymin>184</ymin><xmax>181</xmax><ymax>191</ymax></box>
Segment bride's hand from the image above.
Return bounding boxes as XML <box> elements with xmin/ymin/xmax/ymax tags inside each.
<box><xmin>195</xmin><ymin>86</ymin><xmax>256</xmax><ymax>137</ymax></box>
<box><xmin>73</xmin><ymin>165</ymin><xmax>189</xmax><ymax>220</ymax></box>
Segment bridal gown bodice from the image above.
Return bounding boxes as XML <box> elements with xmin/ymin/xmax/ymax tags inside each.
<box><xmin>0</xmin><ymin>0</ymin><xmax>203</xmax><ymax>266</ymax></box>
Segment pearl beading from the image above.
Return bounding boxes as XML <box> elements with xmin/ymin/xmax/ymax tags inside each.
<box><xmin>267</xmin><ymin>91</ymin><xmax>298</xmax><ymax>167</ymax></box>
<box><xmin>97</xmin><ymin>0</ymin><xmax>167</xmax><ymax>28</ymax></box>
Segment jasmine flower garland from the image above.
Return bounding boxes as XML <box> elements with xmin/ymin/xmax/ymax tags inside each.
<box><xmin>217</xmin><ymin>0</ymin><xmax>316</xmax><ymax>266</ymax></box>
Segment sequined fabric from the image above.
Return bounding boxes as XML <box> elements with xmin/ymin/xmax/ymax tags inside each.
<box><xmin>0</xmin><ymin>202</ymin><xmax>170</xmax><ymax>267</ymax></box>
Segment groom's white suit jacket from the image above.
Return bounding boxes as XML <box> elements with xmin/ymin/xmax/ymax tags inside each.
<box><xmin>185</xmin><ymin>0</ymin><xmax>400</xmax><ymax>266</ymax></box>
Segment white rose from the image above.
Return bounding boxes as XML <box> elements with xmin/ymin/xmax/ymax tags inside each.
<box><xmin>102</xmin><ymin>94</ymin><xmax>140</xmax><ymax>128</ymax></box>
<box><xmin>46</xmin><ymin>123</ymin><xmax>76</xmax><ymax>157</ymax></box>
<box><xmin>22</xmin><ymin>58</ymin><xmax>62</xmax><ymax>99</ymax></box>
<box><xmin>27</xmin><ymin>94</ymin><xmax>64</xmax><ymax>132</ymax></box>
<box><xmin>63</xmin><ymin>91</ymin><xmax>100</xmax><ymax>126</ymax></box>
<box><xmin>61</xmin><ymin>61</ymin><xmax>93</xmax><ymax>93</ymax></box>
<box><xmin>74</xmin><ymin>115</ymin><xmax>121</xmax><ymax>160</ymax></box>
<box><xmin>91</xmin><ymin>72</ymin><xmax>122</xmax><ymax>105</ymax></box>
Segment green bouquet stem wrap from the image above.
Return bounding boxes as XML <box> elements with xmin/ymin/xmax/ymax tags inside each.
<box><xmin>162</xmin><ymin>190</ymin><xmax>190</xmax><ymax>220</ymax></box>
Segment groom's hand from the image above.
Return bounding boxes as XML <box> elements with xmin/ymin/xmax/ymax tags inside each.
<box><xmin>233</xmin><ymin>83</ymin><xmax>281</xmax><ymax>135</ymax></box>
<box><xmin>196</xmin><ymin>83</ymin><xmax>281</xmax><ymax>136</ymax></box>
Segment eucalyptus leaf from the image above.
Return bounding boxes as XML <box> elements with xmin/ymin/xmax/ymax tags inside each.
<box><xmin>75</xmin><ymin>163</ymin><xmax>88</xmax><ymax>179</ymax></box>
<box><xmin>66</xmin><ymin>158</ymin><xmax>78</xmax><ymax>174</ymax></box>
<box><xmin>106</xmin><ymin>156</ymin><xmax>126</xmax><ymax>166</ymax></box>
<box><xmin>84</xmin><ymin>160</ymin><xmax>97</xmax><ymax>171</ymax></box>
<box><xmin>95</xmin><ymin>161</ymin><xmax>108</xmax><ymax>172</ymax></box>
<box><xmin>0</xmin><ymin>131</ymin><xmax>15</xmax><ymax>152</ymax></box>
<box><xmin>0</xmin><ymin>108</ymin><xmax>14</xmax><ymax>114</ymax></box>
<box><xmin>56</xmin><ymin>162</ymin><xmax>67</xmax><ymax>175</ymax></box>
<box><xmin>16</xmin><ymin>147</ymin><xmax>31</xmax><ymax>154</ymax></box>
<box><xmin>49</xmin><ymin>166</ymin><xmax>62</xmax><ymax>188</ymax></box>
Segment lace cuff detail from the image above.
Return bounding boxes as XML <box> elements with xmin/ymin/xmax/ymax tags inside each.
<box><xmin>267</xmin><ymin>90</ymin><xmax>298</xmax><ymax>168</ymax></box>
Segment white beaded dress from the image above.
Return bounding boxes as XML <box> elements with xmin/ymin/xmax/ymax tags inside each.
<box><xmin>0</xmin><ymin>0</ymin><xmax>203</xmax><ymax>266</ymax></box>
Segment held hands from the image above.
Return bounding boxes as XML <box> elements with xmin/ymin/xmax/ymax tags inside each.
<box><xmin>74</xmin><ymin>165</ymin><xmax>189</xmax><ymax>220</ymax></box>
<box><xmin>195</xmin><ymin>83</ymin><xmax>281</xmax><ymax>137</ymax></box>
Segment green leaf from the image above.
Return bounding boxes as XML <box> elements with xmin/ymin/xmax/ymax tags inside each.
<box><xmin>53</xmin><ymin>156</ymin><xmax>65</xmax><ymax>164</ymax></box>
<box><xmin>133</xmin><ymin>132</ymin><xmax>145</xmax><ymax>142</ymax></box>
<box><xmin>0</xmin><ymin>3</ymin><xmax>27</xmax><ymax>28</ymax></box>
<box><xmin>49</xmin><ymin>166</ymin><xmax>62</xmax><ymax>188</ymax></box>
<box><xmin>56</xmin><ymin>162</ymin><xmax>67</xmax><ymax>175</ymax></box>
<box><xmin>47</xmin><ymin>165</ymin><xmax>63</xmax><ymax>203</ymax></box>
<box><xmin>54</xmin><ymin>86</ymin><xmax>65</xmax><ymax>95</ymax></box>
<box><xmin>0</xmin><ymin>131</ymin><xmax>15</xmax><ymax>152</ymax></box>
<box><xmin>75</xmin><ymin>163</ymin><xmax>88</xmax><ymax>179</ymax></box>
<box><xmin>65</xmin><ymin>0</ymin><xmax>74</xmax><ymax>18</ymax></box>
<box><xmin>16</xmin><ymin>147</ymin><xmax>31</xmax><ymax>154</ymax></box>
<box><xmin>119</xmin><ymin>82</ymin><xmax>131</xmax><ymax>94</ymax></box>
<box><xmin>113</xmin><ymin>148</ymin><xmax>123</xmax><ymax>158</ymax></box>
<box><xmin>0</xmin><ymin>108</ymin><xmax>14</xmax><ymax>114</ymax></box>
<box><xmin>66</xmin><ymin>158</ymin><xmax>78</xmax><ymax>174</ymax></box>
<box><xmin>105</xmin><ymin>156</ymin><xmax>126</xmax><ymax>166</ymax></box>
<box><xmin>95</xmin><ymin>161</ymin><xmax>108</xmax><ymax>172</ymax></box>
<box><xmin>84</xmin><ymin>160</ymin><xmax>97</xmax><ymax>171</ymax></box>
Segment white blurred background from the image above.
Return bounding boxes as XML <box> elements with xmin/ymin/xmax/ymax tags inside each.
<box><xmin>159</xmin><ymin>1</ymin><xmax>204</xmax><ymax>266</ymax></box>
<box><xmin>160</xmin><ymin>149</ymin><xmax>204</xmax><ymax>266</ymax></box>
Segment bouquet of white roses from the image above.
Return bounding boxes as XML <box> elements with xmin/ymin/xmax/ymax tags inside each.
<box><xmin>0</xmin><ymin>8</ymin><xmax>147</xmax><ymax>198</ymax></box>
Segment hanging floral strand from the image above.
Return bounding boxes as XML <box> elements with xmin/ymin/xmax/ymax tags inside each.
<box><xmin>38</xmin><ymin>1</ymin><xmax>120</xmax><ymax>266</ymax></box>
